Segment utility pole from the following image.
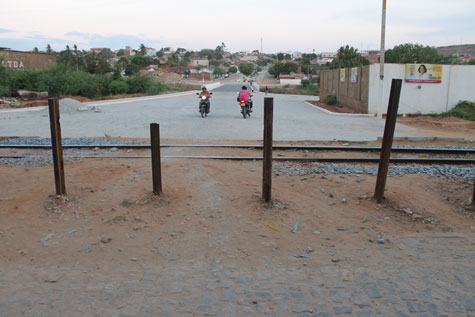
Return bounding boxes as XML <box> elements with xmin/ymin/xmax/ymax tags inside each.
<box><xmin>377</xmin><ymin>0</ymin><xmax>387</xmax><ymax>118</ymax></box>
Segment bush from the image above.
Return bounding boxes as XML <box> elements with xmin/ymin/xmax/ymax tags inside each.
<box><xmin>146</xmin><ymin>82</ymin><xmax>167</xmax><ymax>95</ymax></box>
<box><xmin>301</xmin><ymin>79</ymin><xmax>310</xmax><ymax>88</ymax></box>
<box><xmin>0</xmin><ymin>85</ymin><xmax>10</xmax><ymax>97</ymax></box>
<box><xmin>126</xmin><ymin>74</ymin><xmax>151</xmax><ymax>94</ymax></box>
<box><xmin>323</xmin><ymin>94</ymin><xmax>337</xmax><ymax>105</ymax></box>
<box><xmin>433</xmin><ymin>100</ymin><xmax>475</xmax><ymax>121</ymax></box>
<box><xmin>109</xmin><ymin>80</ymin><xmax>129</xmax><ymax>95</ymax></box>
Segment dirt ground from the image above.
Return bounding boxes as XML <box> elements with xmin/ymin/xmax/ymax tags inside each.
<box><xmin>1</xmin><ymin>142</ymin><xmax>474</xmax><ymax>274</ymax></box>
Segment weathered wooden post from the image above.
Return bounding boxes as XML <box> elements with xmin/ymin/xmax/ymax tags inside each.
<box><xmin>374</xmin><ymin>79</ymin><xmax>402</xmax><ymax>203</ymax></box>
<box><xmin>262</xmin><ymin>98</ymin><xmax>274</xmax><ymax>202</ymax></box>
<box><xmin>48</xmin><ymin>97</ymin><xmax>66</xmax><ymax>195</ymax></box>
<box><xmin>150</xmin><ymin>123</ymin><xmax>162</xmax><ymax>195</ymax></box>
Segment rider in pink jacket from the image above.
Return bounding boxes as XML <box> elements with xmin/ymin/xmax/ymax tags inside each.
<box><xmin>238</xmin><ymin>86</ymin><xmax>253</xmax><ymax>111</ymax></box>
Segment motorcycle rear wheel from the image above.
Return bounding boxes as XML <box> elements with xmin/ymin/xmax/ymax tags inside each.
<box><xmin>200</xmin><ymin>106</ymin><xmax>206</xmax><ymax>118</ymax></box>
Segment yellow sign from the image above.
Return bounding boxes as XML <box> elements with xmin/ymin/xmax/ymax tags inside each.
<box><xmin>405</xmin><ymin>64</ymin><xmax>442</xmax><ymax>83</ymax></box>
<box><xmin>340</xmin><ymin>69</ymin><xmax>345</xmax><ymax>82</ymax></box>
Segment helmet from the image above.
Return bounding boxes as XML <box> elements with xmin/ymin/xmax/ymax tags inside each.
<box><xmin>241</xmin><ymin>86</ymin><xmax>247</xmax><ymax>90</ymax></box>
<box><xmin>201</xmin><ymin>85</ymin><xmax>207</xmax><ymax>90</ymax></box>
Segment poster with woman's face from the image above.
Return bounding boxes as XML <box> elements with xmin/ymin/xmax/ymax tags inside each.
<box><xmin>405</xmin><ymin>64</ymin><xmax>442</xmax><ymax>83</ymax></box>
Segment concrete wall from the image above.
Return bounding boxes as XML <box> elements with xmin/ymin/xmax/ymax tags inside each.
<box><xmin>280</xmin><ymin>79</ymin><xmax>302</xmax><ymax>86</ymax></box>
<box><xmin>320</xmin><ymin>66</ymin><xmax>369</xmax><ymax>113</ymax></box>
<box><xmin>368</xmin><ymin>64</ymin><xmax>475</xmax><ymax>114</ymax></box>
<box><xmin>0</xmin><ymin>50</ymin><xmax>56</xmax><ymax>70</ymax></box>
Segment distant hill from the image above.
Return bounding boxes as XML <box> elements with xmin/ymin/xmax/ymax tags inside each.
<box><xmin>436</xmin><ymin>44</ymin><xmax>475</xmax><ymax>57</ymax></box>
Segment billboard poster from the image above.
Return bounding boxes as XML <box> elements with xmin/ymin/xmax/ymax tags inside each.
<box><xmin>351</xmin><ymin>67</ymin><xmax>358</xmax><ymax>83</ymax></box>
<box><xmin>340</xmin><ymin>69</ymin><xmax>345</xmax><ymax>82</ymax></box>
<box><xmin>405</xmin><ymin>64</ymin><xmax>442</xmax><ymax>83</ymax></box>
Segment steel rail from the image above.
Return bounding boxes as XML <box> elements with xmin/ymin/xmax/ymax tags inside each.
<box><xmin>0</xmin><ymin>144</ymin><xmax>474</xmax><ymax>154</ymax></box>
<box><xmin>1</xmin><ymin>155</ymin><xmax>474</xmax><ymax>164</ymax></box>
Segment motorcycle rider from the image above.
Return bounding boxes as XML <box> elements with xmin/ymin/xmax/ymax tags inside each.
<box><xmin>199</xmin><ymin>85</ymin><xmax>211</xmax><ymax>113</ymax></box>
<box><xmin>238</xmin><ymin>85</ymin><xmax>253</xmax><ymax>111</ymax></box>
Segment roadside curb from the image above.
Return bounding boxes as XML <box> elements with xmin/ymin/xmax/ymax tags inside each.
<box><xmin>305</xmin><ymin>102</ymin><xmax>375</xmax><ymax>117</ymax></box>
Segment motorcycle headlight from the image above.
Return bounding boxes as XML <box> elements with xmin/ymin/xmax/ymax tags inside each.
<box><xmin>201</xmin><ymin>96</ymin><xmax>207</xmax><ymax>100</ymax></box>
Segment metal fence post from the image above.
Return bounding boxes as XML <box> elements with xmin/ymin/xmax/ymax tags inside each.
<box><xmin>262</xmin><ymin>98</ymin><xmax>274</xmax><ymax>202</ymax></box>
<box><xmin>374</xmin><ymin>79</ymin><xmax>402</xmax><ymax>203</ymax></box>
<box><xmin>48</xmin><ymin>97</ymin><xmax>66</xmax><ymax>195</ymax></box>
<box><xmin>150</xmin><ymin>123</ymin><xmax>162</xmax><ymax>195</ymax></box>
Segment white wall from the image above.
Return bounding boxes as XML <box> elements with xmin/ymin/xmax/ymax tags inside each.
<box><xmin>368</xmin><ymin>64</ymin><xmax>475</xmax><ymax>114</ymax></box>
<box><xmin>280</xmin><ymin>79</ymin><xmax>302</xmax><ymax>86</ymax></box>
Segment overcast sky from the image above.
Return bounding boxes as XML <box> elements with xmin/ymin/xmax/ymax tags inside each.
<box><xmin>1</xmin><ymin>0</ymin><xmax>474</xmax><ymax>53</ymax></box>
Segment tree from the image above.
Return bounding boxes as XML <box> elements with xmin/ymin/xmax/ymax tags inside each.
<box><xmin>238</xmin><ymin>63</ymin><xmax>254</xmax><ymax>76</ymax></box>
<box><xmin>282</xmin><ymin>62</ymin><xmax>298</xmax><ymax>74</ymax></box>
<box><xmin>329</xmin><ymin>45</ymin><xmax>370</xmax><ymax>69</ymax></box>
<box><xmin>277</xmin><ymin>53</ymin><xmax>284</xmax><ymax>61</ymax></box>
<box><xmin>268</xmin><ymin>62</ymin><xmax>284</xmax><ymax>77</ymax></box>
<box><xmin>117</xmin><ymin>49</ymin><xmax>126</xmax><ymax>56</ymax></box>
<box><xmin>284</xmin><ymin>54</ymin><xmax>292</xmax><ymax>60</ymax></box>
<box><xmin>468</xmin><ymin>59</ymin><xmax>475</xmax><ymax>65</ymax></box>
<box><xmin>213</xmin><ymin>67</ymin><xmax>226</xmax><ymax>77</ymax></box>
<box><xmin>384</xmin><ymin>43</ymin><xmax>453</xmax><ymax>64</ymax></box>
<box><xmin>139</xmin><ymin>44</ymin><xmax>146</xmax><ymax>56</ymax></box>
<box><xmin>46</xmin><ymin>44</ymin><xmax>54</xmax><ymax>54</ymax></box>
<box><xmin>33</xmin><ymin>47</ymin><xmax>39</xmax><ymax>53</ymax></box>
<box><xmin>166</xmin><ymin>53</ymin><xmax>179</xmax><ymax>67</ymax></box>
<box><xmin>228</xmin><ymin>66</ymin><xmax>238</xmax><ymax>73</ymax></box>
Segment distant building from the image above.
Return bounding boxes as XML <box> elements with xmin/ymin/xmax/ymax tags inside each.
<box><xmin>279</xmin><ymin>73</ymin><xmax>305</xmax><ymax>85</ymax></box>
<box><xmin>361</xmin><ymin>50</ymin><xmax>380</xmax><ymax>64</ymax></box>
<box><xmin>189</xmin><ymin>68</ymin><xmax>212</xmax><ymax>80</ymax></box>
<box><xmin>318</xmin><ymin>52</ymin><xmax>337</xmax><ymax>65</ymax></box>
<box><xmin>0</xmin><ymin>49</ymin><xmax>56</xmax><ymax>70</ymax></box>
<box><xmin>124</xmin><ymin>46</ymin><xmax>135</xmax><ymax>56</ymax></box>
<box><xmin>145</xmin><ymin>47</ymin><xmax>157</xmax><ymax>56</ymax></box>
<box><xmin>190</xmin><ymin>58</ymin><xmax>209</xmax><ymax>68</ymax></box>
<box><xmin>90</xmin><ymin>48</ymin><xmax>105</xmax><ymax>54</ymax></box>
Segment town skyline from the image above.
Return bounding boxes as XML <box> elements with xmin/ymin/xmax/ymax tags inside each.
<box><xmin>1</xmin><ymin>0</ymin><xmax>475</xmax><ymax>54</ymax></box>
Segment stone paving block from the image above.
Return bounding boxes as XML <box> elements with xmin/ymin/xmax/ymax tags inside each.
<box><xmin>330</xmin><ymin>290</ymin><xmax>351</xmax><ymax>303</ymax></box>
<box><xmin>274</xmin><ymin>303</ymin><xmax>289</xmax><ymax>313</ymax></box>
<box><xmin>291</xmin><ymin>292</ymin><xmax>311</xmax><ymax>303</ymax></box>
<box><xmin>314</xmin><ymin>313</ymin><xmax>333</xmax><ymax>317</ymax></box>
<box><xmin>236</xmin><ymin>275</ymin><xmax>253</xmax><ymax>283</ymax></box>
<box><xmin>200</xmin><ymin>290</ymin><xmax>218</xmax><ymax>306</ymax></box>
<box><xmin>196</xmin><ymin>305</ymin><xmax>218</xmax><ymax>316</ymax></box>
<box><xmin>363</xmin><ymin>282</ymin><xmax>383</xmax><ymax>298</ymax></box>
<box><xmin>456</xmin><ymin>293</ymin><xmax>475</xmax><ymax>311</ymax></box>
<box><xmin>291</xmin><ymin>304</ymin><xmax>313</xmax><ymax>313</ymax></box>
<box><xmin>220</xmin><ymin>302</ymin><xmax>236</xmax><ymax>317</ymax></box>
<box><xmin>236</xmin><ymin>305</ymin><xmax>255</xmax><ymax>316</ymax></box>
<box><xmin>406</xmin><ymin>301</ymin><xmax>428</xmax><ymax>313</ymax></box>
<box><xmin>222</xmin><ymin>280</ymin><xmax>234</xmax><ymax>288</ymax></box>
<box><xmin>248</xmin><ymin>291</ymin><xmax>272</xmax><ymax>301</ymax></box>
<box><xmin>357</xmin><ymin>309</ymin><xmax>375</xmax><ymax>317</ymax></box>
<box><xmin>399</xmin><ymin>289</ymin><xmax>417</xmax><ymax>301</ymax></box>
<box><xmin>222</xmin><ymin>289</ymin><xmax>235</xmax><ymax>302</ymax></box>
<box><xmin>441</xmin><ymin>300</ymin><xmax>465</xmax><ymax>313</ymax></box>
<box><xmin>333</xmin><ymin>305</ymin><xmax>353</xmax><ymax>314</ymax></box>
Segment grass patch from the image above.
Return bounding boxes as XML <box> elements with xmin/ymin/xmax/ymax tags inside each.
<box><xmin>430</xmin><ymin>100</ymin><xmax>475</xmax><ymax>121</ymax></box>
<box><xmin>260</xmin><ymin>84</ymin><xmax>319</xmax><ymax>96</ymax></box>
<box><xmin>108</xmin><ymin>215</ymin><xmax>127</xmax><ymax>224</ymax></box>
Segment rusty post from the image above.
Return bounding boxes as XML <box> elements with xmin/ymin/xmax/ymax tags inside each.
<box><xmin>150</xmin><ymin>123</ymin><xmax>162</xmax><ymax>195</ymax></box>
<box><xmin>262</xmin><ymin>98</ymin><xmax>274</xmax><ymax>202</ymax></box>
<box><xmin>48</xmin><ymin>97</ymin><xmax>66</xmax><ymax>195</ymax></box>
<box><xmin>374</xmin><ymin>79</ymin><xmax>402</xmax><ymax>203</ymax></box>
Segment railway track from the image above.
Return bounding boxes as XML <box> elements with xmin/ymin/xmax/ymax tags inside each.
<box><xmin>1</xmin><ymin>144</ymin><xmax>474</xmax><ymax>165</ymax></box>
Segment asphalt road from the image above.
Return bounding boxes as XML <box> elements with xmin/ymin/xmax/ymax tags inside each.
<box><xmin>0</xmin><ymin>84</ymin><xmax>436</xmax><ymax>141</ymax></box>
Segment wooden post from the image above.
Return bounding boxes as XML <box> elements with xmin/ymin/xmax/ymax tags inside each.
<box><xmin>48</xmin><ymin>97</ymin><xmax>66</xmax><ymax>195</ymax></box>
<box><xmin>262</xmin><ymin>98</ymin><xmax>274</xmax><ymax>202</ymax></box>
<box><xmin>374</xmin><ymin>79</ymin><xmax>402</xmax><ymax>203</ymax></box>
<box><xmin>150</xmin><ymin>123</ymin><xmax>162</xmax><ymax>195</ymax></box>
<box><xmin>472</xmin><ymin>182</ymin><xmax>475</xmax><ymax>204</ymax></box>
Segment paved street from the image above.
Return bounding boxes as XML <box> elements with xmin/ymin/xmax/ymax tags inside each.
<box><xmin>1</xmin><ymin>234</ymin><xmax>474</xmax><ymax>316</ymax></box>
<box><xmin>0</xmin><ymin>84</ymin><xmax>438</xmax><ymax>141</ymax></box>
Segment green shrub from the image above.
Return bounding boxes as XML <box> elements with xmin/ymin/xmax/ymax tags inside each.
<box><xmin>0</xmin><ymin>85</ymin><xmax>10</xmax><ymax>97</ymax></box>
<box><xmin>433</xmin><ymin>100</ymin><xmax>475</xmax><ymax>121</ymax></box>
<box><xmin>109</xmin><ymin>80</ymin><xmax>129</xmax><ymax>95</ymax></box>
<box><xmin>301</xmin><ymin>79</ymin><xmax>310</xmax><ymax>88</ymax></box>
<box><xmin>126</xmin><ymin>74</ymin><xmax>151</xmax><ymax>94</ymax></box>
<box><xmin>323</xmin><ymin>94</ymin><xmax>337</xmax><ymax>105</ymax></box>
<box><xmin>146</xmin><ymin>82</ymin><xmax>167</xmax><ymax>95</ymax></box>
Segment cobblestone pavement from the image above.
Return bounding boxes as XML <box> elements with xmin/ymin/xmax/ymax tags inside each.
<box><xmin>1</xmin><ymin>234</ymin><xmax>474</xmax><ymax>316</ymax></box>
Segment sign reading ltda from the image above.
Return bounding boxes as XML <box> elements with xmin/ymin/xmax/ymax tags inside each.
<box><xmin>1</xmin><ymin>60</ymin><xmax>25</xmax><ymax>68</ymax></box>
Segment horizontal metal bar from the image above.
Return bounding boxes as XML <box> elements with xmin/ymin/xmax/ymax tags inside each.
<box><xmin>1</xmin><ymin>155</ymin><xmax>474</xmax><ymax>165</ymax></box>
<box><xmin>0</xmin><ymin>144</ymin><xmax>474</xmax><ymax>154</ymax></box>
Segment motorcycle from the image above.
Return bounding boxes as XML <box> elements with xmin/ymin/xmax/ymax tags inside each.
<box><xmin>239</xmin><ymin>98</ymin><xmax>252</xmax><ymax>119</ymax></box>
<box><xmin>196</xmin><ymin>92</ymin><xmax>212</xmax><ymax>118</ymax></box>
